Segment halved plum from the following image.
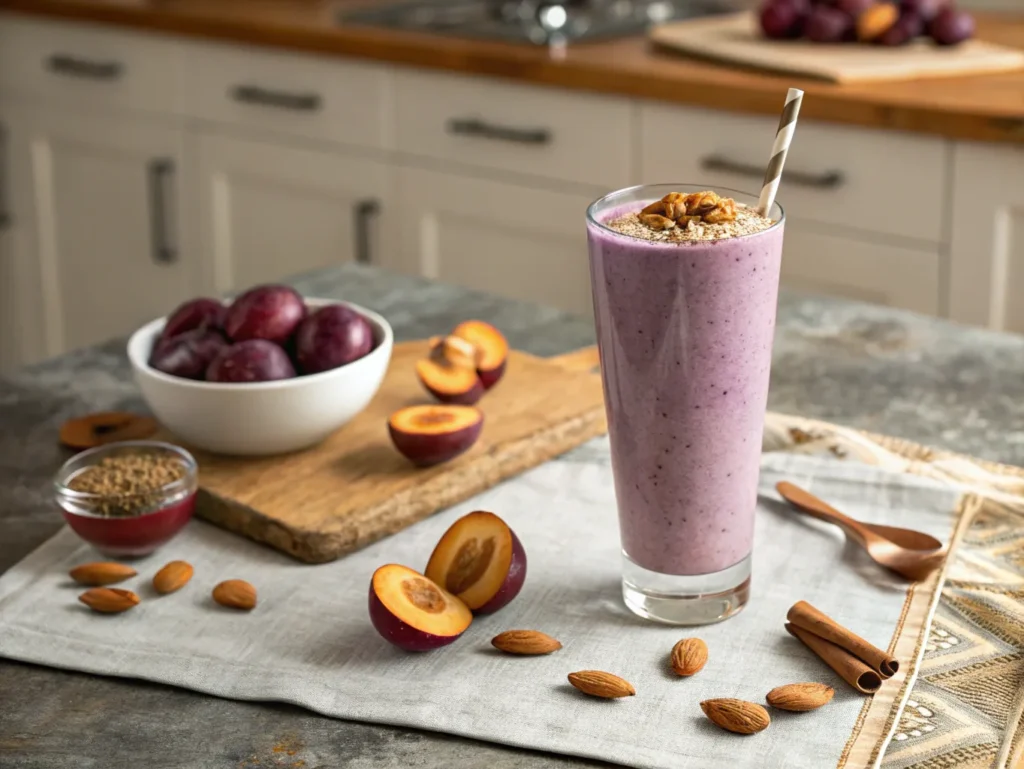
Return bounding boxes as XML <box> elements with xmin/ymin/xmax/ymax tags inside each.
<box><xmin>415</xmin><ymin>336</ymin><xmax>485</xmax><ymax>405</ymax></box>
<box><xmin>388</xmin><ymin>405</ymin><xmax>483</xmax><ymax>467</ymax></box>
<box><xmin>369</xmin><ymin>564</ymin><xmax>473</xmax><ymax>651</ymax></box>
<box><xmin>425</xmin><ymin>511</ymin><xmax>526</xmax><ymax>614</ymax></box>
<box><xmin>452</xmin><ymin>320</ymin><xmax>509</xmax><ymax>390</ymax></box>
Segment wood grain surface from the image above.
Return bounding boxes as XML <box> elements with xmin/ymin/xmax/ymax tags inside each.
<box><xmin>164</xmin><ymin>341</ymin><xmax>606</xmax><ymax>564</ymax></box>
<box><xmin>651</xmin><ymin>12</ymin><xmax>1024</xmax><ymax>83</ymax></box>
<box><xmin>1</xmin><ymin>0</ymin><xmax>1023</xmax><ymax>144</ymax></box>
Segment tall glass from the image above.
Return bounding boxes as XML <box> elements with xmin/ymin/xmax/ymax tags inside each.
<box><xmin>586</xmin><ymin>184</ymin><xmax>785</xmax><ymax>625</ymax></box>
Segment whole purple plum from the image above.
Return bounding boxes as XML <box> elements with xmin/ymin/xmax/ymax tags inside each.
<box><xmin>206</xmin><ymin>340</ymin><xmax>296</xmax><ymax>383</ymax></box>
<box><xmin>223</xmin><ymin>285</ymin><xmax>307</xmax><ymax>345</ymax></box>
<box><xmin>294</xmin><ymin>305</ymin><xmax>375</xmax><ymax>374</ymax></box>
<box><xmin>158</xmin><ymin>298</ymin><xmax>226</xmax><ymax>346</ymax></box>
<box><xmin>149</xmin><ymin>329</ymin><xmax>229</xmax><ymax>380</ymax></box>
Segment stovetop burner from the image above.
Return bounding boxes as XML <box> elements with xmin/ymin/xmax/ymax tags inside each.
<box><xmin>340</xmin><ymin>0</ymin><xmax>737</xmax><ymax>46</ymax></box>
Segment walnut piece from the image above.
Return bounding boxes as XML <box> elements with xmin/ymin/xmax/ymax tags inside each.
<box><xmin>639</xmin><ymin>213</ymin><xmax>677</xmax><ymax>230</ymax></box>
<box><xmin>635</xmin><ymin>190</ymin><xmax>738</xmax><ymax>232</ymax></box>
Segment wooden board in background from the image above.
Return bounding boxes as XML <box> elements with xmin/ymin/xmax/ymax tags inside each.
<box><xmin>161</xmin><ymin>342</ymin><xmax>606</xmax><ymax>564</ymax></box>
<box><xmin>649</xmin><ymin>12</ymin><xmax>1024</xmax><ymax>83</ymax></box>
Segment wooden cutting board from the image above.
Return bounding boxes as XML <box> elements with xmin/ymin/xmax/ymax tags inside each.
<box><xmin>649</xmin><ymin>12</ymin><xmax>1024</xmax><ymax>83</ymax></box>
<box><xmin>164</xmin><ymin>342</ymin><xmax>605</xmax><ymax>564</ymax></box>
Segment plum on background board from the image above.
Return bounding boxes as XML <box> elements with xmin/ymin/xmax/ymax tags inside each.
<box><xmin>149</xmin><ymin>329</ymin><xmax>228</xmax><ymax>380</ymax></box>
<box><xmin>879</xmin><ymin>12</ymin><xmax>925</xmax><ymax>45</ymax></box>
<box><xmin>901</xmin><ymin>0</ymin><xmax>947</xmax><ymax>23</ymax></box>
<box><xmin>223</xmin><ymin>285</ymin><xmax>307</xmax><ymax>345</ymax></box>
<box><xmin>805</xmin><ymin>6</ymin><xmax>854</xmax><ymax>43</ymax></box>
<box><xmin>929</xmin><ymin>8</ymin><xmax>974</xmax><ymax>45</ymax></box>
<box><xmin>206</xmin><ymin>340</ymin><xmax>296</xmax><ymax>383</ymax></box>
<box><xmin>157</xmin><ymin>298</ymin><xmax>225</xmax><ymax>346</ymax></box>
<box><xmin>293</xmin><ymin>304</ymin><xmax>374</xmax><ymax>375</ymax></box>
<box><xmin>834</xmin><ymin>0</ymin><xmax>875</xmax><ymax>16</ymax></box>
<box><xmin>759</xmin><ymin>0</ymin><xmax>811</xmax><ymax>40</ymax></box>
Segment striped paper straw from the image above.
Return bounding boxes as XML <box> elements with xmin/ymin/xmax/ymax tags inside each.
<box><xmin>757</xmin><ymin>88</ymin><xmax>804</xmax><ymax>217</ymax></box>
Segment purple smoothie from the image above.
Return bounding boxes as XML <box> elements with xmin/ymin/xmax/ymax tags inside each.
<box><xmin>587</xmin><ymin>197</ymin><xmax>784</xmax><ymax>577</ymax></box>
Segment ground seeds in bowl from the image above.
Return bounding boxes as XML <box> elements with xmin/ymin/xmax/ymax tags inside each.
<box><xmin>68</xmin><ymin>453</ymin><xmax>187</xmax><ymax>517</ymax></box>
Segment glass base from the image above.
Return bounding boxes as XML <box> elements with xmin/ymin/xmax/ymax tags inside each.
<box><xmin>621</xmin><ymin>553</ymin><xmax>751</xmax><ymax>626</ymax></box>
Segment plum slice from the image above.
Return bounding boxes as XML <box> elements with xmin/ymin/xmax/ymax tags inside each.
<box><xmin>415</xmin><ymin>336</ymin><xmax>485</xmax><ymax>405</ymax></box>
<box><xmin>369</xmin><ymin>564</ymin><xmax>473</xmax><ymax>651</ymax></box>
<box><xmin>425</xmin><ymin>511</ymin><xmax>526</xmax><ymax>614</ymax></box>
<box><xmin>388</xmin><ymin>405</ymin><xmax>483</xmax><ymax>467</ymax></box>
<box><xmin>452</xmin><ymin>320</ymin><xmax>509</xmax><ymax>390</ymax></box>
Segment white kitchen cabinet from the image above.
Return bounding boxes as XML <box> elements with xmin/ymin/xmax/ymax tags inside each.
<box><xmin>395</xmin><ymin>166</ymin><xmax>596</xmax><ymax>317</ymax></box>
<box><xmin>949</xmin><ymin>142</ymin><xmax>1024</xmax><ymax>333</ymax></box>
<box><xmin>782</xmin><ymin>224</ymin><xmax>940</xmax><ymax>315</ymax></box>
<box><xmin>0</xmin><ymin>106</ymin><xmax>27</xmax><ymax>371</ymax></box>
<box><xmin>18</xmin><ymin>107</ymin><xmax>195</xmax><ymax>358</ymax></box>
<box><xmin>194</xmin><ymin>133</ymin><xmax>391</xmax><ymax>293</ymax></box>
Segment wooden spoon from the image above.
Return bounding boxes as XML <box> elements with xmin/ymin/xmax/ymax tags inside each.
<box><xmin>775</xmin><ymin>481</ymin><xmax>947</xmax><ymax>581</ymax></box>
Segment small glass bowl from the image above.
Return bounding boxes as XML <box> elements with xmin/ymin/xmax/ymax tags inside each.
<box><xmin>54</xmin><ymin>440</ymin><xmax>198</xmax><ymax>557</ymax></box>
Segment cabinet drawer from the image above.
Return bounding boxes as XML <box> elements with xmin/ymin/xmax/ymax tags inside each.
<box><xmin>781</xmin><ymin>224</ymin><xmax>940</xmax><ymax>315</ymax></box>
<box><xmin>0</xmin><ymin>15</ymin><xmax>181</xmax><ymax>116</ymax></box>
<box><xmin>182</xmin><ymin>41</ymin><xmax>390</xmax><ymax>149</ymax></box>
<box><xmin>640</xmin><ymin>104</ymin><xmax>947</xmax><ymax>244</ymax></box>
<box><xmin>394</xmin><ymin>70</ymin><xmax>632</xmax><ymax>189</ymax></box>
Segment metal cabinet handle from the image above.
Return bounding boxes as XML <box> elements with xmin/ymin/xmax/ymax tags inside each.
<box><xmin>147</xmin><ymin>160</ymin><xmax>176</xmax><ymax>265</ymax></box>
<box><xmin>231</xmin><ymin>85</ymin><xmax>322</xmax><ymax>112</ymax></box>
<box><xmin>0</xmin><ymin>123</ymin><xmax>9</xmax><ymax>230</ymax></box>
<box><xmin>46</xmin><ymin>53</ymin><xmax>123</xmax><ymax>80</ymax></box>
<box><xmin>701</xmin><ymin>155</ymin><xmax>845</xmax><ymax>190</ymax></box>
<box><xmin>354</xmin><ymin>200</ymin><xmax>380</xmax><ymax>265</ymax></box>
<box><xmin>446</xmin><ymin>118</ymin><xmax>551</xmax><ymax>146</ymax></box>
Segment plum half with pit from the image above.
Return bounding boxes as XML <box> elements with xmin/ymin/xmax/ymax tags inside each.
<box><xmin>369</xmin><ymin>564</ymin><xmax>473</xmax><ymax>651</ymax></box>
<box><xmin>149</xmin><ymin>328</ymin><xmax>229</xmax><ymax>380</ymax></box>
<box><xmin>416</xmin><ymin>336</ymin><xmax>485</xmax><ymax>405</ymax></box>
<box><xmin>425</xmin><ymin>511</ymin><xmax>526</xmax><ymax>614</ymax></box>
<box><xmin>223</xmin><ymin>284</ymin><xmax>307</xmax><ymax>345</ymax></box>
<box><xmin>388</xmin><ymin>405</ymin><xmax>483</xmax><ymax>467</ymax></box>
<box><xmin>157</xmin><ymin>298</ymin><xmax>226</xmax><ymax>346</ymax></box>
<box><xmin>294</xmin><ymin>304</ymin><xmax>374</xmax><ymax>375</ymax></box>
<box><xmin>206</xmin><ymin>340</ymin><xmax>296</xmax><ymax>383</ymax></box>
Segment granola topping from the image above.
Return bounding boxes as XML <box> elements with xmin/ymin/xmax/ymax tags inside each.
<box><xmin>607</xmin><ymin>190</ymin><xmax>775</xmax><ymax>243</ymax></box>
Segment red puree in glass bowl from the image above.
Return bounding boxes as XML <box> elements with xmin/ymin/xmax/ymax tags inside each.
<box><xmin>54</xmin><ymin>441</ymin><xmax>198</xmax><ymax>557</ymax></box>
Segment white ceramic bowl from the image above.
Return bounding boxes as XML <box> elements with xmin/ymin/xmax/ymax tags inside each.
<box><xmin>127</xmin><ymin>298</ymin><xmax>393</xmax><ymax>456</ymax></box>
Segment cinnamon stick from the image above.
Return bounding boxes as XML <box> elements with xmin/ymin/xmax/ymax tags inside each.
<box><xmin>786</xmin><ymin>623</ymin><xmax>882</xmax><ymax>695</ymax></box>
<box><xmin>788</xmin><ymin>600</ymin><xmax>899</xmax><ymax>679</ymax></box>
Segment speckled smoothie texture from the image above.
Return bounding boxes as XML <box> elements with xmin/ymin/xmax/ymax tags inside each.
<box><xmin>588</xmin><ymin>208</ymin><xmax>784</xmax><ymax>576</ymax></box>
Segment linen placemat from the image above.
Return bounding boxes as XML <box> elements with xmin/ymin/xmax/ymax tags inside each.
<box><xmin>0</xmin><ymin>437</ymin><xmax>976</xmax><ymax>769</ymax></box>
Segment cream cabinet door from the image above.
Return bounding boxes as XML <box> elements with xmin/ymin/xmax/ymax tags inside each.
<box><xmin>19</xmin><ymin>108</ymin><xmax>193</xmax><ymax>358</ymax></box>
<box><xmin>195</xmin><ymin>133</ymin><xmax>391</xmax><ymax>293</ymax></box>
<box><xmin>394</xmin><ymin>166</ymin><xmax>596</xmax><ymax>317</ymax></box>
<box><xmin>0</xmin><ymin>106</ymin><xmax>29</xmax><ymax>371</ymax></box>
<box><xmin>781</xmin><ymin>224</ymin><xmax>940</xmax><ymax>315</ymax></box>
<box><xmin>949</xmin><ymin>142</ymin><xmax>1024</xmax><ymax>333</ymax></box>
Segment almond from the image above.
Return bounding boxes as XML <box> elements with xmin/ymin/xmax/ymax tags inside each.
<box><xmin>567</xmin><ymin>670</ymin><xmax>635</xmax><ymax>699</ymax></box>
<box><xmin>69</xmin><ymin>562</ymin><xmax>137</xmax><ymax>586</ymax></box>
<box><xmin>152</xmin><ymin>561</ymin><xmax>194</xmax><ymax>595</ymax></box>
<box><xmin>766</xmin><ymin>682</ymin><xmax>835</xmax><ymax>712</ymax></box>
<box><xmin>79</xmin><ymin>587</ymin><xmax>141</xmax><ymax>614</ymax></box>
<box><xmin>670</xmin><ymin>637</ymin><xmax>708</xmax><ymax>677</ymax></box>
<box><xmin>212</xmin><ymin>579</ymin><xmax>256</xmax><ymax>610</ymax></box>
<box><xmin>491</xmin><ymin>630</ymin><xmax>562</xmax><ymax>655</ymax></box>
<box><xmin>700</xmin><ymin>698</ymin><xmax>771</xmax><ymax>735</ymax></box>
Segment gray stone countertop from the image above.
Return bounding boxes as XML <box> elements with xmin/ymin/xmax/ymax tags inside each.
<box><xmin>1</xmin><ymin>264</ymin><xmax>1022</xmax><ymax>768</ymax></box>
